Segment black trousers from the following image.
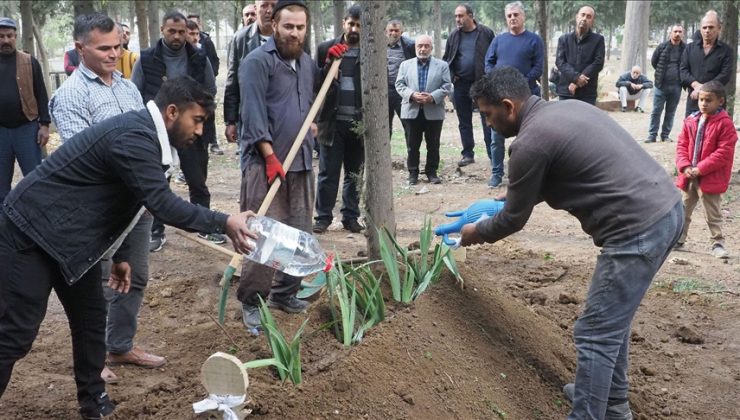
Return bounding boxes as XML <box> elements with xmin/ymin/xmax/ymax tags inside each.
<box><xmin>403</xmin><ymin>109</ymin><xmax>443</xmax><ymax>176</ymax></box>
<box><xmin>178</xmin><ymin>137</ymin><xmax>211</xmax><ymax>208</ymax></box>
<box><xmin>0</xmin><ymin>213</ymin><xmax>107</xmax><ymax>411</ymax></box>
<box><xmin>315</xmin><ymin>120</ymin><xmax>364</xmax><ymax>223</ymax></box>
<box><xmin>388</xmin><ymin>85</ymin><xmax>408</xmax><ymax>140</ymax></box>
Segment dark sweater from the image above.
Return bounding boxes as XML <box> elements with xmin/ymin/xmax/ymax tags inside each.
<box><xmin>476</xmin><ymin>97</ymin><xmax>680</xmax><ymax>246</ymax></box>
<box><xmin>0</xmin><ymin>52</ymin><xmax>51</xmax><ymax>128</ymax></box>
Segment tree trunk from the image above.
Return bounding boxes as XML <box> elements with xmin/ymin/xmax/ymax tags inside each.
<box><xmin>535</xmin><ymin>0</ymin><xmax>548</xmax><ymax>100</ymax></box>
<box><xmin>621</xmin><ymin>1</ymin><xmax>650</xmax><ymax>72</ymax></box>
<box><xmin>333</xmin><ymin>0</ymin><xmax>344</xmax><ymax>38</ymax></box>
<box><xmin>720</xmin><ymin>1</ymin><xmax>738</xmax><ymax>118</ymax></box>
<box><xmin>73</xmin><ymin>0</ymin><xmax>96</xmax><ymax>18</ymax></box>
<box><xmin>147</xmin><ymin>0</ymin><xmax>160</xmax><ymax>48</ymax></box>
<box><xmin>19</xmin><ymin>0</ymin><xmax>34</xmax><ymax>56</ymax></box>
<box><xmin>32</xmin><ymin>24</ymin><xmax>52</xmax><ymax>97</ymax></box>
<box><xmin>359</xmin><ymin>0</ymin><xmax>395</xmax><ymax>259</ymax></box>
<box><xmin>128</xmin><ymin>0</ymin><xmax>136</xmax><ymax>30</ymax></box>
<box><xmin>135</xmin><ymin>0</ymin><xmax>149</xmax><ymax>50</ymax></box>
<box><xmin>433</xmin><ymin>0</ymin><xmax>442</xmax><ymax>58</ymax></box>
<box><xmin>607</xmin><ymin>25</ymin><xmax>613</xmax><ymax>61</ymax></box>
<box><xmin>310</xmin><ymin>0</ymin><xmax>324</xmax><ymax>55</ymax></box>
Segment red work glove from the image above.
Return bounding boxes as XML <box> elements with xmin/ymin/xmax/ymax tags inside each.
<box><xmin>264</xmin><ymin>153</ymin><xmax>286</xmax><ymax>184</ymax></box>
<box><xmin>325</xmin><ymin>43</ymin><xmax>348</xmax><ymax>64</ymax></box>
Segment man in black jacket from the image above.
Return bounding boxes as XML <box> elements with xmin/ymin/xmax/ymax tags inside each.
<box><xmin>131</xmin><ymin>10</ymin><xmax>220</xmax><ymax>251</ymax></box>
<box><xmin>555</xmin><ymin>5</ymin><xmax>605</xmax><ymax>105</ymax></box>
<box><xmin>647</xmin><ymin>24</ymin><xmax>685</xmax><ymax>142</ymax></box>
<box><xmin>313</xmin><ymin>4</ymin><xmax>364</xmax><ymax>235</ymax></box>
<box><xmin>0</xmin><ymin>77</ymin><xmax>256</xmax><ymax>419</ymax></box>
<box><xmin>442</xmin><ymin>3</ymin><xmax>495</xmax><ymax>167</ymax></box>
<box><xmin>386</xmin><ymin>19</ymin><xmax>415</xmax><ymax>140</ymax></box>
<box><xmin>680</xmin><ymin>12</ymin><xmax>732</xmax><ymax>117</ymax></box>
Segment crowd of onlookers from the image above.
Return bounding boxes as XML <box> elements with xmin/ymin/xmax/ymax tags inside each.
<box><xmin>0</xmin><ymin>1</ymin><xmax>737</xmax><ymax>419</ymax></box>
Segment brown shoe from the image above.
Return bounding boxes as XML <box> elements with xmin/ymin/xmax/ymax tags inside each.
<box><xmin>107</xmin><ymin>346</ymin><xmax>166</xmax><ymax>368</ymax></box>
<box><xmin>101</xmin><ymin>366</ymin><xmax>119</xmax><ymax>384</ymax></box>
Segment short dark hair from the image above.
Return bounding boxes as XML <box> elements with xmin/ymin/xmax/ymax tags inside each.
<box><xmin>186</xmin><ymin>13</ymin><xmax>199</xmax><ymax>19</ymax></box>
<box><xmin>154</xmin><ymin>76</ymin><xmax>216</xmax><ymax>118</ymax></box>
<box><xmin>700</xmin><ymin>80</ymin><xmax>726</xmax><ymax>99</ymax></box>
<box><xmin>73</xmin><ymin>12</ymin><xmax>116</xmax><ymax>42</ymax></box>
<box><xmin>162</xmin><ymin>11</ymin><xmax>188</xmax><ymax>26</ymax></box>
<box><xmin>186</xmin><ymin>19</ymin><xmax>199</xmax><ymax>30</ymax></box>
<box><xmin>120</xmin><ymin>23</ymin><xmax>129</xmax><ymax>29</ymax></box>
<box><xmin>458</xmin><ymin>3</ymin><xmax>474</xmax><ymax>16</ymax></box>
<box><xmin>470</xmin><ymin>66</ymin><xmax>531</xmax><ymax>106</ymax></box>
<box><xmin>345</xmin><ymin>4</ymin><xmax>361</xmax><ymax>20</ymax></box>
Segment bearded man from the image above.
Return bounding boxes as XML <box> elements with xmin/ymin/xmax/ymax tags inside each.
<box><xmin>235</xmin><ymin>0</ymin><xmax>321</xmax><ymax>333</ymax></box>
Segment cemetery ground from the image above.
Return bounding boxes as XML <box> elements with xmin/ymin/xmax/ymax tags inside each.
<box><xmin>2</xmin><ymin>66</ymin><xmax>739</xmax><ymax>419</ymax></box>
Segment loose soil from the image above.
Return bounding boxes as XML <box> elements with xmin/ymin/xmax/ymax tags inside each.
<box><xmin>2</xmin><ymin>60</ymin><xmax>739</xmax><ymax>419</ymax></box>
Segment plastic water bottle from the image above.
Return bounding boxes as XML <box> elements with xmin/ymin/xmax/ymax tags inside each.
<box><xmin>244</xmin><ymin>216</ymin><xmax>332</xmax><ymax>276</ymax></box>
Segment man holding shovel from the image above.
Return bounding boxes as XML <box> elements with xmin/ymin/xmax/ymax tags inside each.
<box><xmin>0</xmin><ymin>76</ymin><xmax>258</xmax><ymax>419</ymax></box>
<box><xmin>461</xmin><ymin>67</ymin><xmax>683</xmax><ymax>420</ymax></box>
<box><xmin>236</xmin><ymin>0</ymin><xmax>332</xmax><ymax>332</ymax></box>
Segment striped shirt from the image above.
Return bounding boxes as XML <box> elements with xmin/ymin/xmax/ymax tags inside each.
<box><xmin>50</xmin><ymin>61</ymin><xmax>144</xmax><ymax>142</ymax></box>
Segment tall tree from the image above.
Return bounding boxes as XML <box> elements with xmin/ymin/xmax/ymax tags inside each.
<box><xmin>310</xmin><ymin>0</ymin><xmax>324</xmax><ymax>55</ymax></box>
<box><xmin>534</xmin><ymin>0</ymin><xmax>548</xmax><ymax>100</ymax></box>
<box><xmin>621</xmin><ymin>1</ymin><xmax>650</xmax><ymax>72</ymax></box>
<box><xmin>135</xmin><ymin>0</ymin><xmax>149</xmax><ymax>49</ymax></box>
<box><xmin>32</xmin><ymin>24</ymin><xmax>52</xmax><ymax>97</ymax></box>
<box><xmin>147</xmin><ymin>0</ymin><xmax>159</xmax><ymax>48</ymax></box>
<box><xmin>433</xmin><ymin>0</ymin><xmax>442</xmax><ymax>58</ymax></box>
<box><xmin>359</xmin><ymin>0</ymin><xmax>395</xmax><ymax>258</ymax></box>
<box><xmin>19</xmin><ymin>0</ymin><xmax>34</xmax><ymax>56</ymax></box>
<box><xmin>333</xmin><ymin>0</ymin><xmax>344</xmax><ymax>38</ymax></box>
<box><xmin>720</xmin><ymin>1</ymin><xmax>738</xmax><ymax>117</ymax></box>
<box><xmin>73</xmin><ymin>0</ymin><xmax>96</xmax><ymax>18</ymax></box>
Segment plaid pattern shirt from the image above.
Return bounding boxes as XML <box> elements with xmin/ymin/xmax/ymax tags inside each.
<box><xmin>50</xmin><ymin>62</ymin><xmax>144</xmax><ymax>142</ymax></box>
<box><xmin>417</xmin><ymin>59</ymin><xmax>430</xmax><ymax>92</ymax></box>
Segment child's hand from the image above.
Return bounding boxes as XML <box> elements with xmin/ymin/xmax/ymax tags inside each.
<box><xmin>690</xmin><ymin>167</ymin><xmax>701</xmax><ymax>177</ymax></box>
<box><xmin>683</xmin><ymin>167</ymin><xmax>695</xmax><ymax>179</ymax></box>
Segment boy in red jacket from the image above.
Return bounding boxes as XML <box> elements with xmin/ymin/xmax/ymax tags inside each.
<box><xmin>675</xmin><ymin>81</ymin><xmax>737</xmax><ymax>258</ymax></box>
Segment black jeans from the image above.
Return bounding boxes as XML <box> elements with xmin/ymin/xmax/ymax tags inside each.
<box><xmin>178</xmin><ymin>137</ymin><xmax>211</xmax><ymax>208</ymax></box>
<box><xmin>388</xmin><ymin>85</ymin><xmax>408</xmax><ymax>140</ymax></box>
<box><xmin>315</xmin><ymin>120</ymin><xmax>364</xmax><ymax>223</ymax></box>
<box><xmin>0</xmin><ymin>213</ymin><xmax>107</xmax><ymax>411</ymax></box>
<box><xmin>403</xmin><ymin>109</ymin><xmax>442</xmax><ymax>176</ymax></box>
<box><xmin>452</xmin><ymin>78</ymin><xmax>491</xmax><ymax>159</ymax></box>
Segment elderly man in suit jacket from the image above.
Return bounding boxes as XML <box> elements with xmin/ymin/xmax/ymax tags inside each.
<box><xmin>396</xmin><ymin>34</ymin><xmax>452</xmax><ymax>185</ymax></box>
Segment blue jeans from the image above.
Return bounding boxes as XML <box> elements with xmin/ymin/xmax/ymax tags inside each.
<box><xmin>490</xmin><ymin>129</ymin><xmax>506</xmax><ymax>178</ymax></box>
<box><xmin>569</xmin><ymin>201</ymin><xmax>683</xmax><ymax>419</ymax></box>
<box><xmin>0</xmin><ymin>121</ymin><xmax>42</xmax><ymax>202</ymax></box>
<box><xmin>453</xmin><ymin>79</ymin><xmax>492</xmax><ymax>159</ymax></box>
<box><xmin>648</xmin><ymin>85</ymin><xmax>681</xmax><ymax>140</ymax></box>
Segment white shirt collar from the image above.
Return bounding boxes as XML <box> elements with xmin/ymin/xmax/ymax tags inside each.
<box><xmin>145</xmin><ymin>100</ymin><xmax>179</xmax><ymax>168</ymax></box>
